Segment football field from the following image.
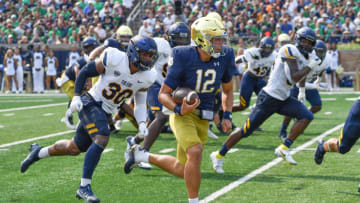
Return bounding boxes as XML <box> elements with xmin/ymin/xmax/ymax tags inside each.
<box><xmin>1</xmin><ymin>91</ymin><xmax>360</xmax><ymax>203</ymax></box>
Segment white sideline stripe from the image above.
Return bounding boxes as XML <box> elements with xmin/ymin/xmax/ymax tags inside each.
<box><xmin>0</xmin><ymin>102</ymin><xmax>67</xmax><ymax>113</ymax></box>
<box><xmin>0</xmin><ymin>99</ymin><xmax>54</xmax><ymax>103</ymax></box>
<box><xmin>104</xmin><ymin>148</ymin><xmax>114</xmax><ymax>153</ymax></box>
<box><xmin>200</xmin><ymin>123</ymin><xmax>344</xmax><ymax>203</ymax></box>
<box><xmin>0</xmin><ymin>130</ymin><xmax>75</xmax><ymax>148</ymax></box>
<box><xmin>0</xmin><ymin>125</ymin><xmax>4</xmax><ymax>128</ymax></box>
<box><xmin>357</xmin><ymin>148</ymin><xmax>360</xmax><ymax>153</ymax></box>
<box><xmin>324</xmin><ymin>112</ymin><xmax>332</xmax><ymax>115</ymax></box>
<box><xmin>0</xmin><ymin>148</ymin><xmax>9</xmax><ymax>151</ymax></box>
<box><xmin>322</xmin><ymin>98</ymin><xmax>336</xmax><ymax>101</ymax></box>
<box><xmin>3</xmin><ymin>113</ymin><xmax>14</xmax><ymax>116</ymax></box>
<box><xmin>345</xmin><ymin>97</ymin><xmax>359</xmax><ymax>101</ymax></box>
<box><xmin>159</xmin><ymin>148</ymin><xmax>175</xmax><ymax>153</ymax></box>
<box><xmin>0</xmin><ymin>93</ymin><xmax>66</xmax><ymax>97</ymax></box>
<box><xmin>43</xmin><ymin>113</ymin><xmax>54</xmax><ymax>116</ymax></box>
<box><xmin>228</xmin><ymin>148</ymin><xmax>239</xmax><ymax>153</ymax></box>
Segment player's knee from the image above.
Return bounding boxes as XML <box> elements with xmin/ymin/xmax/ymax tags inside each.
<box><xmin>300</xmin><ymin>111</ymin><xmax>314</xmax><ymax>121</ymax></box>
<box><xmin>94</xmin><ymin>134</ymin><xmax>109</xmax><ymax>148</ymax></box>
<box><xmin>186</xmin><ymin>144</ymin><xmax>203</xmax><ymax>161</ymax></box>
<box><xmin>311</xmin><ymin>105</ymin><xmax>321</xmax><ymax>114</ymax></box>
<box><xmin>68</xmin><ymin>141</ymin><xmax>81</xmax><ymax>155</ymax></box>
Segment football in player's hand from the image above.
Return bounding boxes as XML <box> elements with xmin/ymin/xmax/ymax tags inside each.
<box><xmin>172</xmin><ymin>87</ymin><xmax>199</xmax><ymax>105</ymax></box>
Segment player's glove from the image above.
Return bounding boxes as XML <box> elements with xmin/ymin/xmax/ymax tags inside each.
<box><xmin>137</xmin><ymin>122</ymin><xmax>148</xmax><ymax>139</ymax></box>
<box><xmin>308</xmin><ymin>55</ymin><xmax>322</xmax><ymax>70</ymax></box>
<box><xmin>70</xmin><ymin>96</ymin><xmax>83</xmax><ymax>112</ymax></box>
<box><xmin>298</xmin><ymin>87</ymin><xmax>306</xmax><ymax>103</ymax></box>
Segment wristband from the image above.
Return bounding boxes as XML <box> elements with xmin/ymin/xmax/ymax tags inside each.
<box><xmin>223</xmin><ymin>111</ymin><xmax>232</xmax><ymax>120</ymax></box>
<box><xmin>174</xmin><ymin>104</ymin><xmax>182</xmax><ymax>116</ymax></box>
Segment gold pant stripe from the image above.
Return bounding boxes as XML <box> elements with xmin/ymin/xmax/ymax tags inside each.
<box><xmin>88</xmin><ymin>128</ymin><xmax>99</xmax><ymax>134</ymax></box>
<box><xmin>86</xmin><ymin>123</ymin><xmax>95</xmax><ymax>129</ymax></box>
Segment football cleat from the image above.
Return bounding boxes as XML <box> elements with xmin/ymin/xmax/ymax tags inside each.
<box><xmin>210</xmin><ymin>151</ymin><xmax>224</xmax><ymax>174</ymax></box>
<box><xmin>124</xmin><ymin>136</ymin><xmax>136</xmax><ymax>161</ymax></box>
<box><xmin>275</xmin><ymin>145</ymin><xmax>297</xmax><ymax>165</ymax></box>
<box><xmin>114</xmin><ymin>120</ymin><xmax>123</xmax><ymax>131</ymax></box>
<box><xmin>138</xmin><ymin>162</ymin><xmax>152</xmax><ymax>170</ymax></box>
<box><xmin>314</xmin><ymin>140</ymin><xmax>326</xmax><ymax>165</ymax></box>
<box><xmin>76</xmin><ymin>184</ymin><xmax>100</xmax><ymax>203</ymax></box>
<box><xmin>64</xmin><ymin>109</ymin><xmax>75</xmax><ymax>130</ymax></box>
<box><xmin>20</xmin><ymin>143</ymin><xmax>41</xmax><ymax>173</ymax></box>
<box><xmin>124</xmin><ymin>145</ymin><xmax>148</xmax><ymax>174</ymax></box>
<box><xmin>278</xmin><ymin>129</ymin><xmax>287</xmax><ymax>141</ymax></box>
<box><xmin>207</xmin><ymin>127</ymin><xmax>219</xmax><ymax>140</ymax></box>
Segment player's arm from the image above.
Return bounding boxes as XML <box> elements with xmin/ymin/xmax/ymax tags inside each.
<box><xmin>221</xmin><ymin>80</ymin><xmax>233</xmax><ymax>133</ymax></box>
<box><xmin>73</xmin><ymin>58</ymin><xmax>104</xmax><ymax>96</ymax></box>
<box><xmin>89</xmin><ymin>45</ymin><xmax>106</xmax><ymax>61</ymax></box>
<box><xmin>235</xmin><ymin>55</ymin><xmax>247</xmax><ymax>64</ymax></box>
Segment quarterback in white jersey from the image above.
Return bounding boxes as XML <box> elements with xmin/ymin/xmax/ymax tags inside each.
<box><xmin>20</xmin><ymin>36</ymin><xmax>158</xmax><ymax>203</ymax></box>
<box><xmin>210</xmin><ymin>27</ymin><xmax>321</xmax><ymax>173</ymax></box>
<box><xmin>233</xmin><ymin>37</ymin><xmax>275</xmax><ymax>112</ymax></box>
<box><xmin>279</xmin><ymin>40</ymin><xmax>329</xmax><ymax>139</ymax></box>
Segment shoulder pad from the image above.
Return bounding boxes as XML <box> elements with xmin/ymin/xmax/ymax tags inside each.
<box><xmin>102</xmin><ymin>47</ymin><xmax>126</xmax><ymax>68</ymax></box>
<box><xmin>279</xmin><ymin>44</ymin><xmax>299</xmax><ymax>59</ymax></box>
<box><xmin>244</xmin><ymin>48</ymin><xmax>260</xmax><ymax>61</ymax></box>
<box><xmin>154</xmin><ymin>37</ymin><xmax>172</xmax><ymax>57</ymax></box>
<box><xmin>104</xmin><ymin>38</ymin><xmax>120</xmax><ymax>48</ymax></box>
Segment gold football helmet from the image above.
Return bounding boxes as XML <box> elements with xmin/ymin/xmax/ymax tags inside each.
<box><xmin>206</xmin><ymin>12</ymin><xmax>223</xmax><ymax>24</ymax></box>
<box><xmin>278</xmin><ymin>33</ymin><xmax>291</xmax><ymax>47</ymax></box>
<box><xmin>191</xmin><ymin>17</ymin><xmax>226</xmax><ymax>58</ymax></box>
<box><xmin>116</xmin><ymin>25</ymin><xmax>133</xmax><ymax>47</ymax></box>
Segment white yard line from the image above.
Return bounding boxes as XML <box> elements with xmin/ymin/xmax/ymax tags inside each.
<box><xmin>0</xmin><ymin>93</ymin><xmax>66</xmax><ymax>97</ymax></box>
<box><xmin>104</xmin><ymin>148</ymin><xmax>114</xmax><ymax>153</ymax></box>
<box><xmin>0</xmin><ymin>130</ymin><xmax>75</xmax><ymax>148</ymax></box>
<box><xmin>200</xmin><ymin>123</ymin><xmax>344</xmax><ymax>203</ymax></box>
<box><xmin>0</xmin><ymin>102</ymin><xmax>67</xmax><ymax>113</ymax></box>
<box><xmin>0</xmin><ymin>99</ymin><xmax>54</xmax><ymax>103</ymax></box>
<box><xmin>159</xmin><ymin>148</ymin><xmax>176</xmax><ymax>153</ymax></box>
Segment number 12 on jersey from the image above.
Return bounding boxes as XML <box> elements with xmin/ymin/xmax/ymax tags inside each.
<box><xmin>195</xmin><ymin>69</ymin><xmax>216</xmax><ymax>93</ymax></box>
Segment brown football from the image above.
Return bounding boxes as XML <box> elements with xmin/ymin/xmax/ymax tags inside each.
<box><xmin>172</xmin><ymin>87</ymin><xmax>199</xmax><ymax>105</ymax></box>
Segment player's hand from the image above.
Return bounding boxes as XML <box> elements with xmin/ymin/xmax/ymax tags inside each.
<box><xmin>180</xmin><ymin>97</ymin><xmax>200</xmax><ymax>115</ymax></box>
<box><xmin>137</xmin><ymin>122</ymin><xmax>148</xmax><ymax>139</ymax></box>
<box><xmin>222</xmin><ymin>119</ymin><xmax>232</xmax><ymax>133</ymax></box>
<box><xmin>70</xmin><ymin>96</ymin><xmax>83</xmax><ymax>112</ymax></box>
<box><xmin>308</xmin><ymin>55</ymin><xmax>321</xmax><ymax>69</ymax></box>
<box><xmin>298</xmin><ymin>88</ymin><xmax>306</xmax><ymax>104</ymax></box>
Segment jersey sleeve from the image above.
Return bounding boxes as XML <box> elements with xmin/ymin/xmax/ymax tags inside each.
<box><xmin>74</xmin><ymin>57</ymin><xmax>87</xmax><ymax>69</ymax></box>
<box><xmin>222</xmin><ymin>47</ymin><xmax>237</xmax><ymax>83</ymax></box>
<box><xmin>100</xmin><ymin>47</ymin><xmax>123</xmax><ymax>70</ymax></box>
<box><xmin>278</xmin><ymin>45</ymin><xmax>296</xmax><ymax>59</ymax></box>
<box><xmin>164</xmin><ymin>48</ymin><xmax>183</xmax><ymax>90</ymax></box>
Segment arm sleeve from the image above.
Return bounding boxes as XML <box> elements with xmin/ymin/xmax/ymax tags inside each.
<box><xmin>134</xmin><ymin>91</ymin><xmax>147</xmax><ymax>124</ymax></box>
<box><xmin>164</xmin><ymin>48</ymin><xmax>183</xmax><ymax>90</ymax></box>
<box><xmin>74</xmin><ymin>61</ymin><xmax>100</xmax><ymax>95</ymax></box>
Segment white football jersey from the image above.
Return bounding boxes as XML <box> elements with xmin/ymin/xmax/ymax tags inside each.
<box><xmin>243</xmin><ymin>47</ymin><xmax>275</xmax><ymax>77</ymax></box>
<box><xmin>89</xmin><ymin>47</ymin><xmax>156</xmax><ymax>114</ymax></box>
<box><xmin>263</xmin><ymin>44</ymin><xmax>316</xmax><ymax>101</ymax></box>
<box><xmin>33</xmin><ymin>52</ymin><xmax>44</xmax><ymax>68</ymax></box>
<box><xmin>305</xmin><ymin>51</ymin><xmax>330</xmax><ymax>84</ymax></box>
<box><xmin>153</xmin><ymin>37</ymin><xmax>172</xmax><ymax>84</ymax></box>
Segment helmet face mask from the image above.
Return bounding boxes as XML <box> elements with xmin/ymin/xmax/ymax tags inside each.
<box><xmin>119</xmin><ymin>35</ymin><xmax>131</xmax><ymax>47</ymax></box>
<box><xmin>116</xmin><ymin>25</ymin><xmax>133</xmax><ymax>48</ymax></box>
<box><xmin>295</xmin><ymin>27</ymin><xmax>316</xmax><ymax>56</ymax></box>
<box><xmin>127</xmin><ymin>36</ymin><xmax>158</xmax><ymax>71</ymax></box>
<box><xmin>259</xmin><ymin>37</ymin><xmax>275</xmax><ymax>57</ymax></box>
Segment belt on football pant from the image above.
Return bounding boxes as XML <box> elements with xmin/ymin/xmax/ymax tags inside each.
<box><xmin>192</xmin><ymin>109</ymin><xmax>214</xmax><ymax>121</ymax></box>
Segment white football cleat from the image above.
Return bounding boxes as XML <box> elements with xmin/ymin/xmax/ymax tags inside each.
<box><xmin>210</xmin><ymin>151</ymin><xmax>224</xmax><ymax>174</ymax></box>
<box><xmin>114</xmin><ymin>120</ymin><xmax>122</xmax><ymax>131</ymax></box>
<box><xmin>207</xmin><ymin>128</ymin><xmax>218</xmax><ymax>140</ymax></box>
<box><xmin>275</xmin><ymin>145</ymin><xmax>297</xmax><ymax>165</ymax></box>
<box><xmin>138</xmin><ymin>162</ymin><xmax>152</xmax><ymax>170</ymax></box>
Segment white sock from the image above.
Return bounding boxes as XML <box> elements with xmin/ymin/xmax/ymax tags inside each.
<box><xmin>188</xmin><ymin>197</ymin><xmax>198</xmax><ymax>203</ymax></box>
<box><xmin>38</xmin><ymin>147</ymin><xmax>50</xmax><ymax>158</ymax></box>
<box><xmin>80</xmin><ymin>178</ymin><xmax>91</xmax><ymax>187</ymax></box>
<box><xmin>137</xmin><ymin>150</ymin><xmax>149</xmax><ymax>163</ymax></box>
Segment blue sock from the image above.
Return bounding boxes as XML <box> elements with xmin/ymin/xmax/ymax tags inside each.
<box><xmin>219</xmin><ymin>144</ymin><xmax>229</xmax><ymax>156</ymax></box>
<box><xmin>82</xmin><ymin>143</ymin><xmax>104</xmax><ymax>179</ymax></box>
<box><xmin>281</xmin><ymin>122</ymin><xmax>288</xmax><ymax>132</ymax></box>
<box><xmin>283</xmin><ymin>138</ymin><xmax>293</xmax><ymax>148</ymax></box>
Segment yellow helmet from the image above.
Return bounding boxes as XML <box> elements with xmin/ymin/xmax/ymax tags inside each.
<box><xmin>206</xmin><ymin>12</ymin><xmax>223</xmax><ymax>24</ymax></box>
<box><xmin>191</xmin><ymin>17</ymin><xmax>226</xmax><ymax>58</ymax></box>
<box><xmin>278</xmin><ymin>33</ymin><xmax>291</xmax><ymax>47</ymax></box>
<box><xmin>116</xmin><ymin>25</ymin><xmax>133</xmax><ymax>47</ymax></box>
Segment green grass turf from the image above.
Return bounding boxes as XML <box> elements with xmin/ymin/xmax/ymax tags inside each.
<box><xmin>0</xmin><ymin>92</ymin><xmax>358</xmax><ymax>202</ymax></box>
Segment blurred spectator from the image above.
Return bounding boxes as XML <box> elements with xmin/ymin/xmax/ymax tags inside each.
<box><xmin>138</xmin><ymin>21</ymin><xmax>152</xmax><ymax>37</ymax></box>
<box><xmin>342</xmin><ymin>30</ymin><xmax>353</xmax><ymax>44</ymax></box>
<box><xmin>67</xmin><ymin>46</ymin><xmax>80</xmax><ymax>69</ymax></box>
<box><xmin>280</xmin><ymin>18</ymin><xmax>293</xmax><ymax>34</ymax></box>
<box><xmin>94</xmin><ymin>23</ymin><xmax>107</xmax><ymax>41</ymax></box>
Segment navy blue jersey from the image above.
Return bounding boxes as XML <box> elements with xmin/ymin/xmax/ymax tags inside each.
<box><xmin>164</xmin><ymin>46</ymin><xmax>236</xmax><ymax>111</ymax></box>
<box><xmin>104</xmin><ymin>38</ymin><xmax>126</xmax><ymax>52</ymax></box>
<box><xmin>65</xmin><ymin>57</ymin><xmax>87</xmax><ymax>81</ymax></box>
